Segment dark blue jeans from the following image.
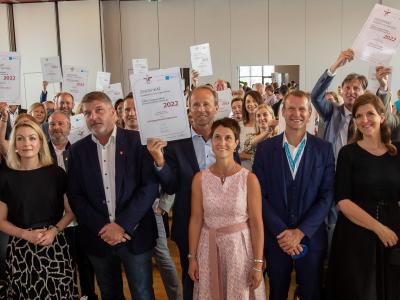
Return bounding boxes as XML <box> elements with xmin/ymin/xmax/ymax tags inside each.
<box><xmin>88</xmin><ymin>247</ymin><xmax>155</xmax><ymax>300</ymax></box>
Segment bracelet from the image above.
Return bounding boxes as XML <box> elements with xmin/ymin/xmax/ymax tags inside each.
<box><xmin>252</xmin><ymin>267</ymin><xmax>263</xmax><ymax>272</ymax></box>
<box><xmin>50</xmin><ymin>225</ymin><xmax>61</xmax><ymax>233</ymax></box>
<box><xmin>187</xmin><ymin>254</ymin><xmax>197</xmax><ymax>260</ymax></box>
<box><xmin>253</xmin><ymin>259</ymin><xmax>264</xmax><ymax>264</ymax></box>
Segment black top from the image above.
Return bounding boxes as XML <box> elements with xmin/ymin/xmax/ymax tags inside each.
<box><xmin>0</xmin><ymin>164</ymin><xmax>66</xmax><ymax>229</ymax></box>
<box><xmin>327</xmin><ymin>142</ymin><xmax>400</xmax><ymax>300</ymax></box>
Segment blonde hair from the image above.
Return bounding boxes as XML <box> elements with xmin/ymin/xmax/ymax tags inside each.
<box><xmin>7</xmin><ymin>120</ymin><xmax>53</xmax><ymax>170</ymax></box>
<box><xmin>254</xmin><ymin>104</ymin><xmax>277</xmax><ymax>135</ymax></box>
<box><xmin>27</xmin><ymin>102</ymin><xmax>47</xmax><ymax>124</ymax></box>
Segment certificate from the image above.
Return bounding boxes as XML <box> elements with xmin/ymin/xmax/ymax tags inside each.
<box><xmin>130</xmin><ymin>67</ymin><xmax>191</xmax><ymax>145</ymax></box>
<box><xmin>0</xmin><ymin>52</ymin><xmax>21</xmax><ymax>105</ymax></box>
<box><xmin>190</xmin><ymin>43</ymin><xmax>213</xmax><ymax>76</ymax></box>
<box><xmin>104</xmin><ymin>83</ymin><xmax>124</xmax><ymax>103</ymax></box>
<box><xmin>352</xmin><ymin>4</ymin><xmax>400</xmax><ymax>65</ymax></box>
<box><xmin>132</xmin><ymin>59</ymin><xmax>149</xmax><ymax>75</ymax></box>
<box><xmin>96</xmin><ymin>71</ymin><xmax>111</xmax><ymax>91</ymax></box>
<box><xmin>69</xmin><ymin>113</ymin><xmax>90</xmax><ymax>144</ymax></box>
<box><xmin>215</xmin><ymin>89</ymin><xmax>232</xmax><ymax>119</ymax></box>
<box><xmin>40</xmin><ymin>56</ymin><xmax>62</xmax><ymax>83</ymax></box>
<box><xmin>367</xmin><ymin>65</ymin><xmax>391</xmax><ymax>93</ymax></box>
<box><xmin>62</xmin><ymin>65</ymin><xmax>88</xmax><ymax>102</ymax></box>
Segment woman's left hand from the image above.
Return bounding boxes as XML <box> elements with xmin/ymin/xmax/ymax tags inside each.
<box><xmin>249</xmin><ymin>268</ymin><xmax>263</xmax><ymax>289</ymax></box>
<box><xmin>38</xmin><ymin>227</ymin><xmax>58</xmax><ymax>246</ymax></box>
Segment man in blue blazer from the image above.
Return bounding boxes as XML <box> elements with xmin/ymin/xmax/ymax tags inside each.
<box><xmin>147</xmin><ymin>85</ymin><xmax>240</xmax><ymax>300</ymax></box>
<box><xmin>253</xmin><ymin>90</ymin><xmax>335</xmax><ymax>300</ymax></box>
<box><xmin>67</xmin><ymin>91</ymin><xmax>158</xmax><ymax>300</ymax></box>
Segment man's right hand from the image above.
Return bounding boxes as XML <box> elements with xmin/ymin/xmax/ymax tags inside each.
<box><xmin>330</xmin><ymin>49</ymin><xmax>354</xmax><ymax>74</ymax></box>
<box><xmin>147</xmin><ymin>138</ymin><xmax>167</xmax><ymax>168</ymax></box>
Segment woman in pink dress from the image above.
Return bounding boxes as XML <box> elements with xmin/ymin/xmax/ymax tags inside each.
<box><xmin>188</xmin><ymin>117</ymin><xmax>266</xmax><ymax>300</ymax></box>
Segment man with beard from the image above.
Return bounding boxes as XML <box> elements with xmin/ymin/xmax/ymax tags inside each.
<box><xmin>47</xmin><ymin>110</ymin><xmax>98</xmax><ymax>300</ymax></box>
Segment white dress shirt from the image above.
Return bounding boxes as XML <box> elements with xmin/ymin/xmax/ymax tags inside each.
<box><xmin>283</xmin><ymin>133</ymin><xmax>307</xmax><ymax>179</ymax></box>
<box><xmin>92</xmin><ymin>126</ymin><xmax>117</xmax><ymax>222</ymax></box>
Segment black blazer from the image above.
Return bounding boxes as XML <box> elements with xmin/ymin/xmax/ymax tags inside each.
<box><xmin>48</xmin><ymin>141</ymin><xmax>71</xmax><ymax>172</ymax></box>
<box><xmin>67</xmin><ymin>128</ymin><xmax>159</xmax><ymax>256</ymax></box>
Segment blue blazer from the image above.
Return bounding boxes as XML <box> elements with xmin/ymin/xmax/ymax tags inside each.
<box><xmin>67</xmin><ymin>128</ymin><xmax>158</xmax><ymax>256</ymax></box>
<box><xmin>253</xmin><ymin>133</ymin><xmax>335</xmax><ymax>251</ymax></box>
<box><xmin>156</xmin><ymin>137</ymin><xmax>240</xmax><ymax>252</ymax></box>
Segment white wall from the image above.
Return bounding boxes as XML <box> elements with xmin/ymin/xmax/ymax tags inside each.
<box><xmin>0</xmin><ymin>5</ymin><xmax>10</xmax><ymax>52</ymax></box>
<box><xmin>58</xmin><ymin>0</ymin><xmax>103</xmax><ymax>101</ymax></box>
<box><xmin>13</xmin><ymin>2</ymin><xmax>59</xmax><ymax>108</ymax></box>
<box><xmin>102</xmin><ymin>0</ymin><xmax>391</xmax><ymax>93</ymax></box>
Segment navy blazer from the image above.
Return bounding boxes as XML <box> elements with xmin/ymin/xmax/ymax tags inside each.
<box><xmin>156</xmin><ymin>137</ymin><xmax>240</xmax><ymax>251</ymax></box>
<box><xmin>253</xmin><ymin>133</ymin><xmax>335</xmax><ymax>250</ymax></box>
<box><xmin>67</xmin><ymin>128</ymin><xmax>158</xmax><ymax>256</ymax></box>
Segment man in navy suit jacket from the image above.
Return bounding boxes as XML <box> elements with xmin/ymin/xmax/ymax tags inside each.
<box><xmin>148</xmin><ymin>85</ymin><xmax>239</xmax><ymax>300</ymax></box>
<box><xmin>67</xmin><ymin>91</ymin><xmax>158</xmax><ymax>300</ymax></box>
<box><xmin>253</xmin><ymin>90</ymin><xmax>334</xmax><ymax>300</ymax></box>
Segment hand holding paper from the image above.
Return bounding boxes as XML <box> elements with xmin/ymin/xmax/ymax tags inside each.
<box><xmin>375</xmin><ymin>66</ymin><xmax>391</xmax><ymax>91</ymax></box>
<box><xmin>330</xmin><ymin>49</ymin><xmax>354</xmax><ymax>73</ymax></box>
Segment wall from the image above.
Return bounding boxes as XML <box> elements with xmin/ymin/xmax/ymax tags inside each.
<box><xmin>2</xmin><ymin>0</ymin><xmax>103</xmax><ymax>108</ymax></box>
<box><xmin>0</xmin><ymin>5</ymin><xmax>10</xmax><ymax>52</ymax></box>
<box><xmin>102</xmin><ymin>0</ymin><xmax>395</xmax><ymax>94</ymax></box>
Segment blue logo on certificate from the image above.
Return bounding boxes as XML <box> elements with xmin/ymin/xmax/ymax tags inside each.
<box><xmin>165</xmin><ymin>75</ymin><xmax>170</xmax><ymax>80</ymax></box>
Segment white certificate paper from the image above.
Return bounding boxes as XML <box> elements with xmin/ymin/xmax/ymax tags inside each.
<box><xmin>96</xmin><ymin>71</ymin><xmax>111</xmax><ymax>91</ymax></box>
<box><xmin>130</xmin><ymin>67</ymin><xmax>191</xmax><ymax>145</ymax></box>
<box><xmin>104</xmin><ymin>83</ymin><xmax>124</xmax><ymax>103</ymax></box>
<box><xmin>0</xmin><ymin>52</ymin><xmax>21</xmax><ymax>105</ymax></box>
<box><xmin>69</xmin><ymin>113</ymin><xmax>90</xmax><ymax>144</ymax></box>
<box><xmin>132</xmin><ymin>59</ymin><xmax>149</xmax><ymax>75</ymax></box>
<box><xmin>352</xmin><ymin>4</ymin><xmax>400</xmax><ymax>65</ymax></box>
<box><xmin>62</xmin><ymin>65</ymin><xmax>88</xmax><ymax>102</ymax></box>
<box><xmin>216</xmin><ymin>89</ymin><xmax>232</xmax><ymax>119</ymax></box>
<box><xmin>190</xmin><ymin>43</ymin><xmax>213</xmax><ymax>76</ymax></box>
<box><xmin>41</xmin><ymin>56</ymin><xmax>62</xmax><ymax>83</ymax></box>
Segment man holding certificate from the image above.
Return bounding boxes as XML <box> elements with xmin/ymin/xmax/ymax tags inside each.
<box><xmin>147</xmin><ymin>85</ymin><xmax>240</xmax><ymax>300</ymax></box>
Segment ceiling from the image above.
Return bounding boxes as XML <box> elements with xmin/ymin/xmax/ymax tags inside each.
<box><xmin>0</xmin><ymin>0</ymin><xmax>79</xmax><ymax>3</ymax></box>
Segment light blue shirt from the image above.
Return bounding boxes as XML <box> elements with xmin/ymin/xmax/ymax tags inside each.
<box><xmin>191</xmin><ymin>127</ymin><xmax>215</xmax><ymax>170</ymax></box>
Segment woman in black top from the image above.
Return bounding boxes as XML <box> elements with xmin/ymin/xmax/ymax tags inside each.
<box><xmin>0</xmin><ymin>120</ymin><xmax>78</xmax><ymax>299</ymax></box>
<box><xmin>327</xmin><ymin>93</ymin><xmax>400</xmax><ymax>300</ymax></box>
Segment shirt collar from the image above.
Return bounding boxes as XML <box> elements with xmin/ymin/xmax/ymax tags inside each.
<box><xmin>344</xmin><ymin>106</ymin><xmax>352</xmax><ymax>118</ymax></box>
<box><xmin>52</xmin><ymin>143</ymin><xmax>66</xmax><ymax>153</ymax></box>
<box><xmin>91</xmin><ymin>126</ymin><xmax>117</xmax><ymax>147</ymax></box>
<box><xmin>282</xmin><ymin>132</ymin><xmax>307</xmax><ymax>148</ymax></box>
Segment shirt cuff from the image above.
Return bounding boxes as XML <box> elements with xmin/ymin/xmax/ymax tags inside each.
<box><xmin>154</xmin><ymin>161</ymin><xmax>163</xmax><ymax>171</ymax></box>
<box><xmin>326</xmin><ymin>68</ymin><xmax>336</xmax><ymax>77</ymax></box>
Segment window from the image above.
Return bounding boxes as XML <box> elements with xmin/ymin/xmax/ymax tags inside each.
<box><xmin>239</xmin><ymin>65</ymin><xmax>275</xmax><ymax>87</ymax></box>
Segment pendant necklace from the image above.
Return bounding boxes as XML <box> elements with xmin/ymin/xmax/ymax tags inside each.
<box><xmin>215</xmin><ymin>163</ymin><xmax>237</xmax><ymax>185</ymax></box>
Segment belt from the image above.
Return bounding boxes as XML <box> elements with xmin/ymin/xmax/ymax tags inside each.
<box><xmin>205</xmin><ymin>221</ymin><xmax>249</xmax><ymax>300</ymax></box>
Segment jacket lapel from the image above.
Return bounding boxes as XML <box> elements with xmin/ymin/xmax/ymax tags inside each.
<box><xmin>115</xmin><ymin>128</ymin><xmax>125</xmax><ymax>202</ymax></box>
<box><xmin>86</xmin><ymin>137</ymin><xmax>105</xmax><ymax>199</ymax></box>
<box><xmin>298</xmin><ymin>133</ymin><xmax>316</xmax><ymax>207</ymax></box>
<box><xmin>273</xmin><ymin>134</ymin><xmax>287</xmax><ymax>208</ymax></box>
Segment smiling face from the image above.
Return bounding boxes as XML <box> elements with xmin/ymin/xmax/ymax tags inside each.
<box><xmin>256</xmin><ymin>107</ymin><xmax>274</xmax><ymax>131</ymax></box>
<box><xmin>189</xmin><ymin>88</ymin><xmax>218</xmax><ymax>128</ymax></box>
<box><xmin>31</xmin><ymin>106</ymin><xmax>46</xmax><ymax>124</ymax></box>
<box><xmin>342</xmin><ymin>79</ymin><xmax>364</xmax><ymax>110</ymax></box>
<box><xmin>83</xmin><ymin>100</ymin><xmax>116</xmax><ymax>138</ymax></box>
<box><xmin>354</xmin><ymin>103</ymin><xmax>384</xmax><ymax>138</ymax></box>
<box><xmin>123</xmin><ymin>98</ymin><xmax>138</xmax><ymax>131</ymax></box>
<box><xmin>211</xmin><ymin>125</ymin><xmax>239</xmax><ymax>160</ymax></box>
<box><xmin>282</xmin><ymin>95</ymin><xmax>311</xmax><ymax>131</ymax></box>
<box><xmin>245</xmin><ymin>95</ymin><xmax>258</xmax><ymax>114</ymax></box>
<box><xmin>15</xmin><ymin>126</ymin><xmax>41</xmax><ymax>159</ymax></box>
<box><xmin>231</xmin><ymin>100</ymin><xmax>243</xmax><ymax>121</ymax></box>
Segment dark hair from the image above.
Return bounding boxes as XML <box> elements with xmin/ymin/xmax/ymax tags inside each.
<box><xmin>278</xmin><ymin>85</ymin><xmax>289</xmax><ymax>97</ymax></box>
<box><xmin>265</xmin><ymin>84</ymin><xmax>274</xmax><ymax>92</ymax></box>
<box><xmin>352</xmin><ymin>93</ymin><xmax>396</xmax><ymax>156</ymax></box>
<box><xmin>342</xmin><ymin>73</ymin><xmax>368</xmax><ymax>90</ymax></box>
<box><xmin>231</xmin><ymin>97</ymin><xmax>243</xmax><ymax>107</ymax></box>
<box><xmin>125</xmin><ymin>92</ymin><xmax>133</xmax><ymax>100</ymax></box>
<box><xmin>211</xmin><ymin>117</ymin><xmax>240</xmax><ymax>141</ymax></box>
<box><xmin>81</xmin><ymin>91</ymin><xmax>112</xmax><ymax>106</ymax></box>
<box><xmin>242</xmin><ymin>91</ymin><xmax>263</xmax><ymax>125</ymax></box>
<box><xmin>226</xmin><ymin>81</ymin><xmax>231</xmax><ymax>89</ymax></box>
<box><xmin>114</xmin><ymin>99</ymin><xmax>124</xmax><ymax>110</ymax></box>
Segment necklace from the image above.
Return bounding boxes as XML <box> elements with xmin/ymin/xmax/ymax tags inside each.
<box><xmin>213</xmin><ymin>163</ymin><xmax>238</xmax><ymax>184</ymax></box>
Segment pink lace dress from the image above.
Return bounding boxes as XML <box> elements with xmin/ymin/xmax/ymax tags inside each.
<box><xmin>193</xmin><ymin>167</ymin><xmax>266</xmax><ymax>300</ymax></box>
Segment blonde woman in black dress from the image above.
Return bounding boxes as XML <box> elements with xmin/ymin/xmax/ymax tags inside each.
<box><xmin>0</xmin><ymin>120</ymin><xmax>78</xmax><ymax>299</ymax></box>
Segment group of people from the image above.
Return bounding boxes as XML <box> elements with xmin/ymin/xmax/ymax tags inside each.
<box><xmin>0</xmin><ymin>47</ymin><xmax>397</xmax><ymax>300</ymax></box>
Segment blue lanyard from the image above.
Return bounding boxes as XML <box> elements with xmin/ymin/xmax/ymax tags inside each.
<box><xmin>283</xmin><ymin>138</ymin><xmax>306</xmax><ymax>173</ymax></box>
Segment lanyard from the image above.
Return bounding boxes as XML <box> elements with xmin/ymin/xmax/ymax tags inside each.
<box><xmin>283</xmin><ymin>138</ymin><xmax>306</xmax><ymax>173</ymax></box>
